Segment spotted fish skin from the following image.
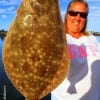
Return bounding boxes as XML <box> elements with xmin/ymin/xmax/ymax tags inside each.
<box><xmin>2</xmin><ymin>0</ymin><xmax>69</xmax><ymax>100</ymax></box>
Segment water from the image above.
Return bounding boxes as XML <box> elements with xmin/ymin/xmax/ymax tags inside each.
<box><xmin>95</xmin><ymin>36</ymin><xmax>100</xmax><ymax>43</ymax></box>
<box><xmin>0</xmin><ymin>39</ymin><xmax>4</xmax><ymax>72</ymax></box>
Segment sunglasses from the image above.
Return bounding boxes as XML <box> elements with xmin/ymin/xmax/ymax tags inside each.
<box><xmin>68</xmin><ymin>10</ymin><xmax>88</xmax><ymax>18</ymax></box>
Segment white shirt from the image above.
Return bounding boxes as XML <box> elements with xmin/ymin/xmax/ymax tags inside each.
<box><xmin>52</xmin><ymin>34</ymin><xmax>100</xmax><ymax>100</ymax></box>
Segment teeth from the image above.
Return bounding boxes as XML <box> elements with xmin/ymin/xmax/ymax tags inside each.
<box><xmin>74</xmin><ymin>22</ymin><xmax>80</xmax><ymax>25</ymax></box>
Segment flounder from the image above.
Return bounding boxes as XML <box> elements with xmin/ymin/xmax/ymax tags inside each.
<box><xmin>2</xmin><ymin>0</ymin><xmax>69</xmax><ymax>100</ymax></box>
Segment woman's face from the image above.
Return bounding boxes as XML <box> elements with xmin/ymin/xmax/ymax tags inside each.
<box><xmin>66</xmin><ymin>2</ymin><xmax>87</xmax><ymax>35</ymax></box>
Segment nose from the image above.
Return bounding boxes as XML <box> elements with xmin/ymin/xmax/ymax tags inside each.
<box><xmin>76</xmin><ymin>14</ymin><xmax>81</xmax><ymax>19</ymax></box>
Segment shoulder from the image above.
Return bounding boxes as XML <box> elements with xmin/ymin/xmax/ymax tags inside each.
<box><xmin>85</xmin><ymin>33</ymin><xmax>100</xmax><ymax>49</ymax></box>
<box><xmin>87</xmin><ymin>34</ymin><xmax>98</xmax><ymax>43</ymax></box>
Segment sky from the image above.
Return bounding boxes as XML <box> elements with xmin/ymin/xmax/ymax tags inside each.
<box><xmin>0</xmin><ymin>0</ymin><xmax>100</xmax><ymax>32</ymax></box>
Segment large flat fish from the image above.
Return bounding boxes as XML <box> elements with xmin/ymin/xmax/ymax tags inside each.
<box><xmin>2</xmin><ymin>0</ymin><xmax>69</xmax><ymax>100</ymax></box>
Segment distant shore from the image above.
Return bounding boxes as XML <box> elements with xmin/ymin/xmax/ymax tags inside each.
<box><xmin>0</xmin><ymin>29</ymin><xmax>100</xmax><ymax>40</ymax></box>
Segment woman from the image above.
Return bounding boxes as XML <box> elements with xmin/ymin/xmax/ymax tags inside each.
<box><xmin>52</xmin><ymin>0</ymin><xmax>100</xmax><ymax>100</ymax></box>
